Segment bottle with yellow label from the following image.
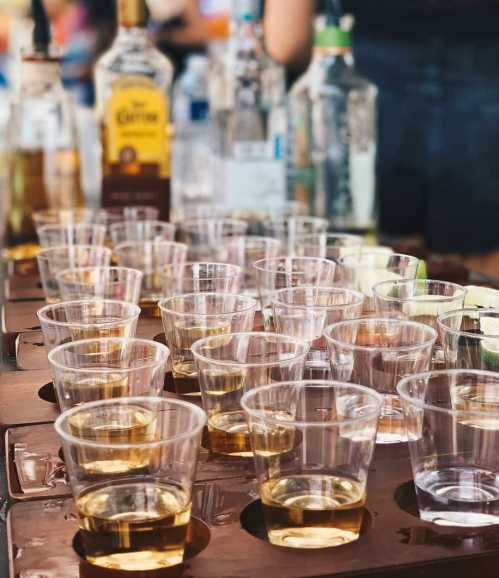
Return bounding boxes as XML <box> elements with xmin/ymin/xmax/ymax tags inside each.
<box><xmin>94</xmin><ymin>0</ymin><xmax>174</xmax><ymax>220</ymax></box>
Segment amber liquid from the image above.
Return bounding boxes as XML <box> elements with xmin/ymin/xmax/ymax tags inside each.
<box><xmin>68</xmin><ymin>405</ymin><xmax>157</xmax><ymax>475</ymax></box>
<box><xmin>60</xmin><ymin>373</ymin><xmax>130</xmax><ymax>407</ymax></box>
<box><xmin>171</xmin><ymin>321</ymin><xmax>232</xmax><ymax>396</ymax></box>
<box><xmin>6</xmin><ymin>149</ymin><xmax>83</xmax><ymax>260</ymax></box>
<box><xmin>261</xmin><ymin>475</ymin><xmax>365</xmax><ymax>549</ymax></box>
<box><xmin>77</xmin><ymin>481</ymin><xmax>190</xmax><ymax>571</ymax></box>
<box><xmin>69</xmin><ymin>318</ymin><xmax>133</xmax><ymax>342</ymax></box>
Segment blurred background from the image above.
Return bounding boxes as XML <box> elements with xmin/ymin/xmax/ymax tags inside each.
<box><xmin>1</xmin><ymin>0</ymin><xmax>499</xmax><ymax>277</ymax></box>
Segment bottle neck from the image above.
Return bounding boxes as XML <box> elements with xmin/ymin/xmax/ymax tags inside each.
<box><xmin>115</xmin><ymin>24</ymin><xmax>151</xmax><ymax>47</ymax></box>
<box><xmin>117</xmin><ymin>0</ymin><xmax>147</xmax><ymax>28</ymax></box>
<box><xmin>20</xmin><ymin>53</ymin><xmax>62</xmax><ymax>95</ymax></box>
<box><xmin>313</xmin><ymin>45</ymin><xmax>351</xmax><ymax>58</ymax></box>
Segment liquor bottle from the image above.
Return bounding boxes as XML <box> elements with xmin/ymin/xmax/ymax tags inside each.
<box><xmin>95</xmin><ymin>0</ymin><xmax>174</xmax><ymax>221</ymax></box>
<box><xmin>172</xmin><ymin>54</ymin><xmax>213</xmax><ymax>215</ymax></box>
<box><xmin>4</xmin><ymin>0</ymin><xmax>83</xmax><ymax>262</ymax></box>
<box><xmin>297</xmin><ymin>1</ymin><xmax>377</xmax><ymax>232</ymax></box>
<box><xmin>210</xmin><ymin>0</ymin><xmax>287</xmax><ymax>214</ymax></box>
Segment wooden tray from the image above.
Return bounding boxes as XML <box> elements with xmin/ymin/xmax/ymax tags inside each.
<box><xmin>0</xmin><ymin>369</ymin><xmax>57</xmax><ymax>439</ymax></box>
<box><xmin>5</xmin><ymin>274</ymin><xmax>45</xmax><ymax>302</ymax></box>
<box><xmin>8</xmin><ymin>442</ymin><xmax>499</xmax><ymax>578</ymax></box>
<box><xmin>5</xmin><ymin>421</ymin><xmax>254</xmax><ymax>503</ymax></box>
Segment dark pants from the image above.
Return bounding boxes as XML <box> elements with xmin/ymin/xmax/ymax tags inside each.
<box><xmin>353</xmin><ymin>31</ymin><xmax>499</xmax><ymax>254</ymax></box>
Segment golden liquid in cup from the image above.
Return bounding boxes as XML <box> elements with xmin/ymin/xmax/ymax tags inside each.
<box><xmin>68</xmin><ymin>404</ymin><xmax>157</xmax><ymax>475</ymax></box>
<box><xmin>77</xmin><ymin>481</ymin><xmax>190</xmax><ymax>571</ymax></box>
<box><xmin>261</xmin><ymin>474</ymin><xmax>365</xmax><ymax>549</ymax></box>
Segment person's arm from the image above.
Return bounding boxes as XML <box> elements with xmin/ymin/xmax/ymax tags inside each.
<box><xmin>264</xmin><ymin>0</ymin><xmax>315</xmax><ymax>72</ymax></box>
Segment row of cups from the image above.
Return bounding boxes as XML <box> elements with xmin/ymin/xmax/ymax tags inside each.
<box><xmin>29</xmin><ymin>210</ymin><xmax>499</xmax><ymax>567</ymax></box>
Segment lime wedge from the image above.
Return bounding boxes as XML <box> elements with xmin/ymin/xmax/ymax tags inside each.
<box><xmin>481</xmin><ymin>338</ymin><xmax>499</xmax><ymax>370</ymax></box>
<box><xmin>416</xmin><ymin>260</ymin><xmax>427</xmax><ymax>280</ymax></box>
<box><xmin>464</xmin><ymin>286</ymin><xmax>499</xmax><ymax>309</ymax></box>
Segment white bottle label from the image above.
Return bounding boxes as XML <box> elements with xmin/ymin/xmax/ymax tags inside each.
<box><xmin>220</xmin><ymin>157</ymin><xmax>286</xmax><ymax>211</ymax></box>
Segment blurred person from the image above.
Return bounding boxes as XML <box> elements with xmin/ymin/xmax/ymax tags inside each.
<box><xmin>264</xmin><ymin>0</ymin><xmax>499</xmax><ymax>274</ymax></box>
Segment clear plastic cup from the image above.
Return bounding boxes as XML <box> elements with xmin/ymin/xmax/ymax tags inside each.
<box><xmin>57</xmin><ymin>267</ymin><xmax>143</xmax><ymax>304</ymax></box>
<box><xmin>55</xmin><ymin>396</ymin><xmax>206</xmax><ymax>570</ymax></box>
<box><xmin>49</xmin><ymin>337</ymin><xmax>170</xmax><ymax>410</ymax></box>
<box><xmin>37</xmin><ymin>245</ymin><xmax>112</xmax><ymax>302</ymax></box>
<box><xmin>398</xmin><ymin>369</ymin><xmax>499</xmax><ymax>527</ymax></box>
<box><xmin>325</xmin><ymin>317</ymin><xmax>436</xmax><ymax>444</ymax></box>
<box><xmin>242</xmin><ymin>380</ymin><xmax>382</xmax><ymax>548</ymax></box>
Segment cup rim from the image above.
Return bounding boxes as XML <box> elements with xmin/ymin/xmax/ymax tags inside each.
<box><xmin>294</xmin><ymin>232</ymin><xmax>364</xmax><ymax>246</ymax></box>
<box><xmin>37</xmin><ymin>245</ymin><xmax>112</xmax><ymax>260</ymax></box>
<box><xmin>191</xmin><ymin>331</ymin><xmax>310</xmax><ymax>368</ymax></box>
<box><xmin>272</xmin><ymin>286</ymin><xmax>365</xmax><ymax>310</ymax></box>
<box><xmin>437</xmin><ymin>307</ymin><xmax>499</xmax><ymax>339</ymax></box>
<box><xmin>33</xmin><ymin>208</ymin><xmax>106</xmax><ymax>221</ymax></box>
<box><xmin>37</xmin><ymin>223</ymin><xmax>107</xmax><ymax>235</ymax></box>
<box><xmin>110</xmin><ymin>220</ymin><xmax>175</xmax><ymax>232</ymax></box>
<box><xmin>48</xmin><ymin>336</ymin><xmax>170</xmax><ymax>374</ymax></box>
<box><xmin>114</xmin><ymin>240</ymin><xmax>187</xmax><ymax>253</ymax></box>
<box><xmin>180</xmin><ymin>217</ymin><xmax>248</xmax><ymax>231</ymax></box>
<box><xmin>372</xmin><ymin>279</ymin><xmax>467</xmax><ymax>303</ymax></box>
<box><xmin>253</xmin><ymin>256</ymin><xmax>336</xmax><ymax>274</ymax></box>
<box><xmin>54</xmin><ymin>396</ymin><xmax>207</xmax><ymax>450</ymax></box>
<box><xmin>339</xmin><ymin>251</ymin><xmax>420</xmax><ymax>268</ymax></box>
<box><xmin>37</xmin><ymin>299</ymin><xmax>141</xmax><ymax>327</ymax></box>
<box><xmin>262</xmin><ymin>216</ymin><xmax>329</xmax><ymax>228</ymax></box>
<box><xmin>397</xmin><ymin>369</ymin><xmax>499</xmax><ymax>417</ymax></box>
<box><xmin>324</xmin><ymin>317</ymin><xmax>438</xmax><ymax>353</ymax></box>
<box><xmin>241</xmin><ymin>380</ymin><xmax>384</xmax><ymax>428</ymax></box>
<box><xmin>161</xmin><ymin>262</ymin><xmax>243</xmax><ymax>280</ymax></box>
<box><xmin>225</xmin><ymin>235</ymin><xmax>283</xmax><ymax>247</ymax></box>
<box><xmin>56</xmin><ymin>266</ymin><xmax>144</xmax><ymax>284</ymax></box>
<box><xmin>158</xmin><ymin>292</ymin><xmax>258</xmax><ymax>317</ymax></box>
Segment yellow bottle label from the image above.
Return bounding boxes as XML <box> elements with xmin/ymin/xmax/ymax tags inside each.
<box><xmin>105</xmin><ymin>76</ymin><xmax>170</xmax><ymax>177</ymax></box>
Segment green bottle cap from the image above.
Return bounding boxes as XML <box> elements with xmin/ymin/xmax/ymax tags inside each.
<box><xmin>314</xmin><ymin>26</ymin><xmax>351</xmax><ymax>49</ymax></box>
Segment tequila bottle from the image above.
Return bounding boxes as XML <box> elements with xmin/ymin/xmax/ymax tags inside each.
<box><xmin>4</xmin><ymin>0</ymin><xmax>83</xmax><ymax>261</ymax></box>
<box><xmin>210</xmin><ymin>0</ymin><xmax>287</xmax><ymax>214</ymax></box>
<box><xmin>95</xmin><ymin>0</ymin><xmax>174</xmax><ymax>220</ymax></box>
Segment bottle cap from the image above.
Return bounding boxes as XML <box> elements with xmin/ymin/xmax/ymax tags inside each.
<box><xmin>232</xmin><ymin>0</ymin><xmax>260</xmax><ymax>22</ymax></box>
<box><xmin>314</xmin><ymin>26</ymin><xmax>351</xmax><ymax>49</ymax></box>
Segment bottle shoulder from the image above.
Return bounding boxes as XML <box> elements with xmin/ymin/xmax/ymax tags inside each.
<box><xmin>95</xmin><ymin>37</ymin><xmax>174</xmax><ymax>87</ymax></box>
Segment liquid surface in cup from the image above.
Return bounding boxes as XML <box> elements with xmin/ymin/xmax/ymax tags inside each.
<box><xmin>68</xmin><ymin>405</ymin><xmax>157</xmax><ymax>474</ymax></box>
<box><xmin>171</xmin><ymin>321</ymin><xmax>231</xmax><ymax>395</ymax></box>
<box><xmin>415</xmin><ymin>467</ymin><xmax>499</xmax><ymax>527</ymax></box>
<box><xmin>261</xmin><ymin>474</ymin><xmax>365</xmax><ymax>548</ymax></box>
<box><xmin>77</xmin><ymin>481</ymin><xmax>191</xmax><ymax>570</ymax></box>
<box><xmin>61</xmin><ymin>373</ymin><xmax>129</xmax><ymax>407</ymax></box>
<box><xmin>69</xmin><ymin>318</ymin><xmax>132</xmax><ymax>341</ymax></box>
<box><xmin>451</xmin><ymin>383</ymin><xmax>499</xmax><ymax>430</ymax></box>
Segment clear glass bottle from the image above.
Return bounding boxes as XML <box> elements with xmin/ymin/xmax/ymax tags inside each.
<box><xmin>172</xmin><ymin>54</ymin><xmax>213</xmax><ymax>216</ymax></box>
<box><xmin>312</xmin><ymin>7</ymin><xmax>378</xmax><ymax>232</ymax></box>
<box><xmin>94</xmin><ymin>0</ymin><xmax>174</xmax><ymax>220</ymax></box>
<box><xmin>289</xmin><ymin>4</ymin><xmax>377</xmax><ymax>232</ymax></box>
<box><xmin>5</xmin><ymin>52</ymin><xmax>83</xmax><ymax>261</ymax></box>
<box><xmin>209</xmin><ymin>0</ymin><xmax>287</xmax><ymax>215</ymax></box>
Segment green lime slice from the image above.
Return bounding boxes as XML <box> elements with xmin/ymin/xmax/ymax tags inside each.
<box><xmin>416</xmin><ymin>260</ymin><xmax>427</xmax><ymax>280</ymax></box>
<box><xmin>481</xmin><ymin>338</ymin><xmax>499</xmax><ymax>370</ymax></box>
<box><xmin>464</xmin><ymin>286</ymin><xmax>499</xmax><ymax>309</ymax></box>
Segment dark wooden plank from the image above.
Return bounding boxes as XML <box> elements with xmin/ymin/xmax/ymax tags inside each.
<box><xmin>0</xmin><ymin>370</ymin><xmax>58</xmax><ymax>440</ymax></box>
<box><xmin>5</xmin><ymin>274</ymin><xmax>45</xmax><ymax>302</ymax></box>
